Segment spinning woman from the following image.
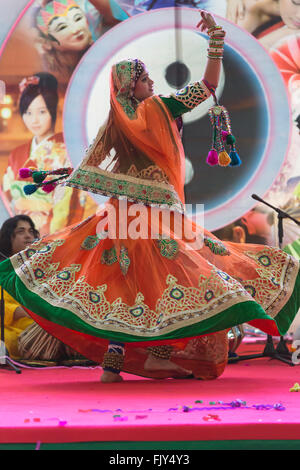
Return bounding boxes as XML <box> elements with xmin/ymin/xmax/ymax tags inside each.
<box><xmin>0</xmin><ymin>11</ymin><xmax>299</xmax><ymax>383</ymax></box>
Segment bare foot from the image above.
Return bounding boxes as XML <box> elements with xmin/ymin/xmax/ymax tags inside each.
<box><xmin>101</xmin><ymin>371</ymin><xmax>123</xmax><ymax>383</ymax></box>
<box><xmin>144</xmin><ymin>354</ymin><xmax>192</xmax><ymax>377</ymax></box>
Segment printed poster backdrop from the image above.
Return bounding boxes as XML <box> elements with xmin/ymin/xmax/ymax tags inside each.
<box><xmin>0</xmin><ymin>0</ymin><xmax>299</xmax><ymax>252</ymax></box>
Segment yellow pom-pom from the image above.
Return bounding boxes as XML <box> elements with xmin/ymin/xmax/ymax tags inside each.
<box><xmin>218</xmin><ymin>151</ymin><xmax>231</xmax><ymax>167</ymax></box>
<box><xmin>289</xmin><ymin>382</ymin><xmax>300</xmax><ymax>392</ymax></box>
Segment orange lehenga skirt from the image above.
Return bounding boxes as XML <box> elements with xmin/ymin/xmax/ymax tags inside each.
<box><xmin>1</xmin><ymin>198</ymin><xmax>299</xmax><ymax>379</ymax></box>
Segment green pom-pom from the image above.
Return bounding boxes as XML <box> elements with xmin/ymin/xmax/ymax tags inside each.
<box><xmin>24</xmin><ymin>184</ymin><xmax>38</xmax><ymax>195</ymax></box>
<box><xmin>32</xmin><ymin>171</ymin><xmax>47</xmax><ymax>184</ymax></box>
<box><xmin>226</xmin><ymin>134</ymin><xmax>236</xmax><ymax>145</ymax></box>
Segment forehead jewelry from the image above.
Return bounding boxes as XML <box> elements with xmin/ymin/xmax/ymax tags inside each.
<box><xmin>134</xmin><ymin>60</ymin><xmax>145</xmax><ymax>82</ymax></box>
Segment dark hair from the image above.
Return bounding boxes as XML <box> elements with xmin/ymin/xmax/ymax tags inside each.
<box><xmin>0</xmin><ymin>215</ymin><xmax>39</xmax><ymax>262</ymax></box>
<box><xmin>212</xmin><ymin>218</ymin><xmax>268</xmax><ymax>245</ymax></box>
<box><xmin>19</xmin><ymin>72</ymin><xmax>58</xmax><ymax>125</ymax></box>
<box><xmin>296</xmin><ymin>114</ymin><xmax>300</xmax><ymax>131</ymax></box>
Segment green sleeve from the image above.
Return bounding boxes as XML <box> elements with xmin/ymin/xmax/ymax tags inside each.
<box><xmin>160</xmin><ymin>80</ymin><xmax>211</xmax><ymax>119</ymax></box>
<box><xmin>160</xmin><ymin>96</ymin><xmax>189</xmax><ymax>118</ymax></box>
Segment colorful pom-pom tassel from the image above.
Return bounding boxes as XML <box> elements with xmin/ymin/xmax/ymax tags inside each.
<box><xmin>229</xmin><ymin>150</ymin><xmax>242</xmax><ymax>167</ymax></box>
<box><xmin>41</xmin><ymin>183</ymin><xmax>56</xmax><ymax>193</ymax></box>
<box><xmin>24</xmin><ymin>184</ymin><xmax>38</xmax><ymax>195</ymax></box>
<box><xmin>226</xmin><ymin>134</ymin><xmax>236</xmax><ymax>145</ymax></box>
<box><xmin>218</xmin><ymin>151</ymin><xmax>231</xmax><ymax>167</ymax></box>
<box><xmin>32</xmin><ymin>171</ymin><xmax>47</xmax><ymax>184</ymax></box>
<box><xmin>21</xmin><ymin>166</ymin><xmax>73</xmax><ymax>196</ymax></box>
<box><xmin>19</xmin><ymin>168</ymin><xmax>33</xmax><ymax>178</ymax></box>
<box><xmin>221</xmin><ymin>131</ymin><xmax>229</xmax><ymax>141</ymax></box>
<box><xmin>206</xmin><ymin>149</ymin><xmax>219</xmax><ymax>166</ymax></box>
<box><xmin>205</xmin><ymin>80</ymin><xmax>241</xmax><ymax>169</ymax></box>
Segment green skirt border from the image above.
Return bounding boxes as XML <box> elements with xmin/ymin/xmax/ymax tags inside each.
<box><xmin>1</xmin><ymin>258</ymin><xmax>299</xmax><ymax>344</ymax></box>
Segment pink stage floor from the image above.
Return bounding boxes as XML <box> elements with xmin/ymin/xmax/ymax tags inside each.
<box><xmin>1</xmin><ymin>342</ymin><xmax>300</xmax><ymax>450</ymax></box>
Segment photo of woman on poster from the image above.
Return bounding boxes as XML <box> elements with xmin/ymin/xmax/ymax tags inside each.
<box><xmin>270</xmin><ymin>33</ymin><xmax>300</xmax><ymax>111</ymax></box>
<box><xmin>2</xmin><ymin>72</ymin><xmax>97</xmax><ymax>235</ymax></box>
<box><xmin>31</xmin><ymin>0</ymin><xmax>129</xmax><ymax>82</ymax></box>
<box><xmin>226</xmin><ymin>0</ymin><xmax>300</xmax><ymax>50</ymax></box>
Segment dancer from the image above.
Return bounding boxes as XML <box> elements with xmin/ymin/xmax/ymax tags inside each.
<box><xmin>0</xmin><ymin>11</ymin><xmax>299</xmax><ymax>383</ymax></box>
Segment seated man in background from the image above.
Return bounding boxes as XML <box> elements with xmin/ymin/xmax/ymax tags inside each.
<box><xmin>0</xmin><ymin>215</ymin><xmax>37</xmax><ymax>359</ymax></box>
<box><xmin>0</xmin><ymin>215</ymin><xmax>79</xmax><ymax>362</ymax></box>
<box><xmin>212</xmin><ymin>208</ymin><xmax>273</xmax><ymax>354</ymax></box>
<box><xmin>212</xmin><ymin>208</ymin><xmax>272</xmax><ymax>245</ymax></box>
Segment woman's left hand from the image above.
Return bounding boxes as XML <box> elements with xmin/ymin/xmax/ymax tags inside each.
<box><xmin>196</xmin><ymin>10</ymin><xmax>217</xmax><ymax>32</ymax></box>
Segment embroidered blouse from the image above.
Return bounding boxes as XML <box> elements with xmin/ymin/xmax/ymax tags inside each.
<box><xmin>65</xmin><ymin>80</ymin><xmax>211</xmax><ymax>211</ymax></box>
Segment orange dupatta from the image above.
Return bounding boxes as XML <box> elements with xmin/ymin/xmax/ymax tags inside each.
<box><xmin>65</xmin><ymin>60</ymin><xmax>186</xmax><ymax>211</ymax></box>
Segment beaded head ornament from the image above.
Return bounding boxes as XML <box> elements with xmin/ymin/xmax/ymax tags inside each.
<box><xmin>36</xmin><ymin>0</ymin><xmax>79</xmax><ymax>35</ymax></box>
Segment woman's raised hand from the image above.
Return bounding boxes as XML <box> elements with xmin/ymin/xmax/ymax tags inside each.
<box><xmin>196</xmin><ymin>10</ymin><xmax>217</xmax><ymax>32</ymax></box>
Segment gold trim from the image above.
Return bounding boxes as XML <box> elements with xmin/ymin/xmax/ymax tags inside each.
<box><xmin>11</xmin><ymin>243</ymin><xmax>257</xmax><ymax>338</ymax></box>
<box><xmin>65</xmin><ymin>164</ymin><xmax>185</xmax><ymax>212</ymax></box>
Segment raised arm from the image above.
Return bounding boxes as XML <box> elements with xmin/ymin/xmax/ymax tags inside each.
<box><xmin>160</xmin><ymin>11</ymin><xmax>225</xmax><ymax>118</ymax></box>
<box><xmin>198</xmin><ymin>10</ymin><xmax>225</xmax><ymax>89</ymax></box>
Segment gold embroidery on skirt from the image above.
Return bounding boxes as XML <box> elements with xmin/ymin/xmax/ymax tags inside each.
<box><xmin>10</xmin><ymin>238</ymin><xmax>298</xmax><ymax>336</ymax></box>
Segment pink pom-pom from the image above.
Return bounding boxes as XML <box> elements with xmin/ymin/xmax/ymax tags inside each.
<box><xmin>19</xmin><ymin>168</ymin><xmax>33</xmax><ymax>178</ymax></box>
<box><xmin>41</xmin><ymin>183</ymin><xmax>56</xmax><ymax>193</ymax></box>
<box><xmin>206</xmin><ymin>149</ymin><xmax>219</xmax><ymax>166</ymax></box>
<box><xmin>221</xmin><ymin>131</ymin><xmax>229</xmax><ymax>141</ymax></box>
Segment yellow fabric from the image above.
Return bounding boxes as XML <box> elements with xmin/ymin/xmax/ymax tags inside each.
<box><xmin>50</xmin><ymin>185</ymin><xmax>73</xmax><ymax>233</ymax></box>
<box><xmin>1</xmin><ymin>290</ymin><xmax>33</xmax><ymax>358</ymax></box>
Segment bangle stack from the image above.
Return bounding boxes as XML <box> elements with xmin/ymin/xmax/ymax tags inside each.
<box><xmin>102</xmin><ymin>351</ymin><xmax>124</xmax><ymax>373</ymax></box>
<box><xmin>147</xmin><ymin>345</ymin><xmax>173</xmax><ymax>360</ymax></box>
<box><xmin>207</xmin><ymin>25</ymin><xmax>225</xmax><ymax>60</ymax></box>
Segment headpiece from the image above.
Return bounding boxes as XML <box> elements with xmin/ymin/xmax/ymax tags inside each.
<box><xmin>19</xmin><ymin>76</ymin><xmax>40</xmax><ymax>94</ymax></box>
<box><xmin>134</xmin><ymin>59</ymin><xmax>144</xmax><ymax>82</ymax></box>
<box><xmin>36</xmin><ymin>0</ymin><xmax>79</xmax><ymax>35</ymax></box>
<box><xmin>111</xmin><ymin>59</ymin><xmax>145</xmax><ymax>118</ymax></box>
